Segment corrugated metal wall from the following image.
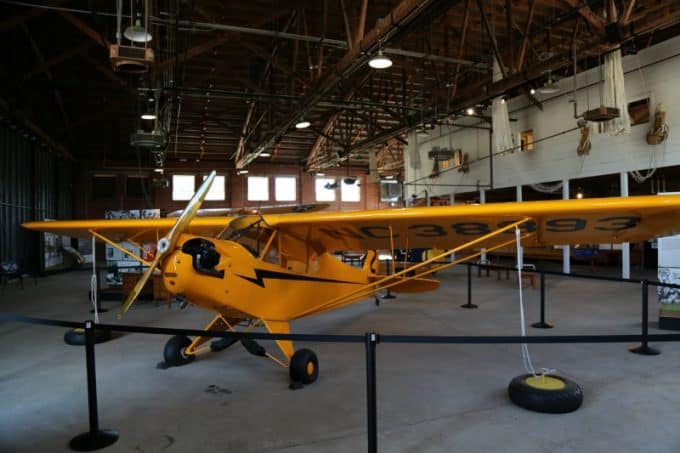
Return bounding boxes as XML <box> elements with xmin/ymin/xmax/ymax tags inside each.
<box><xmin>0</xmin><ymin>122</ymin><xmax>73</xmax><ymax>273</ymax></box>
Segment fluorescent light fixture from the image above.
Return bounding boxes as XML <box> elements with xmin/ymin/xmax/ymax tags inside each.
<box><xmin>384</xmin><ymin>175</ymin><xmax>395</xmax><ymax>180</ymax></box>
<box><xmin>124</xmin><ymin>20</ymin><xmax>152</xmax><ymax>43</ymax></box>
<box><xmin>141</xmin><ymin>113</ymin><xmax>156</xmax><ymax>120</ymax></box>
<box><xmin>316</xmin><ymin>172</ymin><xmax>325</xmax><ymax>176</ymax></box>
<box><xmin>368</xmin><ymin>50</ymin><xmax>392</xmax><ymax>69</ymax></box>
<box><xmin>466</xmin><ymin>107</ymin><xmax>475</xmax><ymax>115</ymax></box>
<box><xmin>153</xmin><ymin>168</ymin><xmax>163</xmax><ymax>173</ymax></box>
<box><xmin>295</xmin><ymin>119</ymin><xmax>310</xmax><ymax>129</ymax></box>
<box><xmin>236</xmin><ymin>169</ymin><xmax>249</xmax><ymax>175</ymax></box>
<box><xmin>576</xmin><ymin>191</ymin><xmax>584</xmax><ymax>199</ymax></box>
<box><xmin>538</xmin><ymin>77</ymin><xmax>560</xmax><ymax>94</ymax></box>
<box><xmin>259</xmin><ymin>152</ymin><xmax>271</xmax><ymax>157</ymax></box>
<box><xmin>530</xmin><ymin>88</ymin><xmax>536</xmax><ymax>95</ymax></box>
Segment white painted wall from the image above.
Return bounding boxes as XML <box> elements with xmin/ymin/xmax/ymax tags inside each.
<box><xmin>405</xmin><ymin>36</ymin><xmax>680</xmax><ymax>198</ymax></box>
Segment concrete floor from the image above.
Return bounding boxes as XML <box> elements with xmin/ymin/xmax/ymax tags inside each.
<box><xmin>1</xmin><ymin>265</ymin><xmax>680</xmax><ymax>453</ymax></box>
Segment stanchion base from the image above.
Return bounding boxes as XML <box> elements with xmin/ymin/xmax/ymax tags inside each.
<box><xmin>381</xmin><ymin>293</ymin><xmax>396</xmax><ymax>299</ymax></box>
<box><xmin>629</xmin><ymin>345</ymin><xmax>661</xmax><ymax>356</ymax></box>
<box><xmin>531</xmin><ymin>321</ymin><xmax>554</xmax><ymax>329</ymax></box>
<box><xmin>69</xmin><ymin>429</ymin><xmax>119</xmax><ymax>451</ymax></box>
<box><xmin>460</xmin><ymin>303</ymin><xmax>478</xmax><ymax>309</ymax></box>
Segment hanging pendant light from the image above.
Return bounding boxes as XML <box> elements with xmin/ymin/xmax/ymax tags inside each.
<box><xmin>124</xmin><ymin>0</ymin><xmax>152</xmax><ymax>43</ymax></box>
<box><xmin>369</xmin><ymin>49</ymin><xmax>392</xmax><ymax>69</ymax></box>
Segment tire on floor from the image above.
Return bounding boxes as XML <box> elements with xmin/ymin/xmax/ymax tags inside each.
<box><xmin>63</xmin><ymin>328</ymin><xmax>112</xmax><ymax>346</ymax></box>
<box><xmin>508</xmin><ymin>373</ymin><xmax>583</xmax><ymax>414</ymax></box>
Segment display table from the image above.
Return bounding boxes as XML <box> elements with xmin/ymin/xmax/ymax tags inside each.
<box><xmin>121</xmin><ymin>271</ymin><xmax>173</xmax><ymax>306</ymax></box>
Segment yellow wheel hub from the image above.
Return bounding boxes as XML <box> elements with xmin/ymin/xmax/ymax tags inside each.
<box><xmin>306</xmin><ymin>362</ymin><xmax>315</xmax><ymax>375</ymax></box>
<box><xmin>524</xmin><ymin>375</ymin><xmax>565</xmax><ymax>391</ymax></box>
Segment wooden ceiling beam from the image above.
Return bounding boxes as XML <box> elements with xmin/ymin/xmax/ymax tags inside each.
<box><xmin>246</xmin><ymin>0</ymin><xmax>438</xmax><ymax>169</ymax></box>
<box><xmin>21</xmin><ymin>24</ymin><xmax>73</xmax><ymax>139</ymax></box>
<box><xmin>562</xmin><ymin>0</ymin><xmax>606</xmax><ymax>32</ymax></box>
<box><xmin>516</xmin><ymin>0</ymin><xmax>536</xmax><ymax>72</ymax></box>
<box><xmin>59</xmin><ymin>11</ymin><xmax>110</xmax><ymax>48</ymax></box>
<box><xmin>0</xmin><ymin>96</ymin><xmax>75</xmax><ymax>160</ymax></box>
<box><xmin>26</xmin><ymin>41</ymin><xmax>96</xmax><ymax>79</ymax></box>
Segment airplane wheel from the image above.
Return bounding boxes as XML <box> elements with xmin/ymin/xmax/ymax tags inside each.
<box><xmin>289</xmin><ymin>348</ymin><xmax>319</xmax><ymax>384</ymax></box>
<box><xmin>163</xmin><ymin>335</ymin><xmax>196</xmax><ymax>367</ymax></box>
<box><xmin>508</xmin><ymin>374</ymin><xmax>583</xmax><ymax>414</ymax></box>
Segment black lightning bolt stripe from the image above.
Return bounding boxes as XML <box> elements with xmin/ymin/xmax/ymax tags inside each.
<box><xmin>235</xmin><ymin>268</ymin><xmax>362</xmax><ymax>288</ymax></box>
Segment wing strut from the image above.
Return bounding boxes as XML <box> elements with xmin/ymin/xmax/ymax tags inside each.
<box><xmin>296</xmin><ymin>218</ymin><xmax>535</xmax><ymax>318</ymax></box>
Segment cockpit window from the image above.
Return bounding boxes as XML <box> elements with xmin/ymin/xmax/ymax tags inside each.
<box><xmin>219</xmin><ymin>216</ymin><xmax>273</xmax><ymax>258</ymax></box>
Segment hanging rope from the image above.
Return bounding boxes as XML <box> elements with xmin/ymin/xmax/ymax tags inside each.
<box><xmin>600</xmin><ymin>4</ymin><xmax>631</xmax><ymax>135</ymax></box>
<box><xmin>491</xmin><ymin>58</ymin><xmax>514</xmax><ymax>153</ymax></box>
<box><xmin>515</xmin><ymin>227</ymin><xmax>536</xmax><ymax>375</ymax></box>
<box><xmin>90</xmin><ymin>235</ymin><xmax>99</xmax><ymax>324</ymax></box>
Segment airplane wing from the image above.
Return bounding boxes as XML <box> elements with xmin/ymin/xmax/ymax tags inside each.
<box><xmin>259</xmin><ymin>195</ymin><xmax>680</xmax><ymax>252</ymax></box>
<box><xmin>22</xmin><ymin>217</ymin><xmax>232</xmax><ymax>243</ymax></box>
<box><xmin>167</xmin><ymin>202</ymin><xmax>330</xmax><ymax>218</ymax></box>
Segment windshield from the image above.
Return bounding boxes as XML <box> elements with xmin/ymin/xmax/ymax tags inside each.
<box><xmin>219</xmin><ymin>216</ymin><xmax>272</xmax><ymax>257</ymax></box>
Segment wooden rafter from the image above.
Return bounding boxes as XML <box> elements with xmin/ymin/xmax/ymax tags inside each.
<box><xmin>516</xmin><ymin>0</ymin><xmax>536</xmax><ymax>71</ymax></box>
<box><xmin>0</xmin><ymin>96</ymin><xmax>74</xmax><ymax>160</ymax></box>
<box><xmin>355</xmin><ymin>0</ymin><xmax>369</xmax><ymax>46</ymax></box>
<box><xmin>26</xmin><ymin>42</ymin><xmax>96</xmax><ymax>79</ymax></box>
<box><xmin>59</xmin><ymin>12</ymin><xmax>110</xmax><ymax>48</ymax></box>
<box><xmin>562</xmin><ymin>0</ymin><xmax>606</xmax><ymax>32</ymax></box>
<box><xmin>340</xmin><ymin>0</ymin><xmax>355</xmax><ymax>50</ymax></box>
<box><xmin>620</xmin><ymin>0</ymin><xmax>637</xmax><ymax>25</ymax></box>
<box><xmin>22</xmin><ymin>25</ymin><xmax>73</xmax><ymax>139</ymax></box>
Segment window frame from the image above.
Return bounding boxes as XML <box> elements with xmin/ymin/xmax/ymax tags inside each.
<box><xmin>247</xmin><ymin>175</ymin><xmax>270</xmax><ymax>201</ymax></box>
<box><xmin>172</xmin><ymin>174</ymin><xmax>196</xmax><ymax>201</ymax></box>
<box><xmin>203</xmin><ymin>174</ymin><xmax>226</xmax><ymax>201</ymax></box>
<box><xmin>274</xmin><ymin>176</ymin><xmax>297</xmax><ymax>202</ymax></box>
<box><xmin>315</xmin><ymin>177</ymin><xmax>337</xmax><ymax>202</ymax></box>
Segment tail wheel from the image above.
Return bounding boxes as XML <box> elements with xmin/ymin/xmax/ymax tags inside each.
<box><xmin>163</xmin><ymin>335</ymin><xmax>196</xmax><ymax>367</ymax></box>
<box><xmin>289</xmin><ymin>348</ymin><xmax>319</xmax><ymax>384</ymax></box>
<box><xmin>508</xmin><ymin>373</ymin><xmax>583</xmax><ymax>413</ymax></box>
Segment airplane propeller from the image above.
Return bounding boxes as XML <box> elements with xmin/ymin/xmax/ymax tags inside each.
<box><xmin>117</xmin><ymin>170</ymin><xmax>217</xmax><ymax>319</ymax></box>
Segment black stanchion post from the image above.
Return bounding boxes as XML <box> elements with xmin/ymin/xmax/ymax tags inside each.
<box><xmin>532</xmin><ymin>272</ymin><xmax>553</xmax><ymax>329</ymax></box>
<box><xmin>461</xmin><ymin>263</ymin><xmax>478</xmax><ymax>308</ymax></box>
<box><xmin>365</xmin><ymin>332</ymin><xmax>378</xmax><ymax>453</ymax></box>
<box><xmin>69</xmin><ymin>321</ymin><xmax>119</xmax><ymax>451</ymax></box>
<box><xmin>630</xmin><ymin>279</ymin><xmax>660</xmax><ymax>355</ymax></box>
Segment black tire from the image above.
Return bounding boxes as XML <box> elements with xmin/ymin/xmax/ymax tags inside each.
<box><xmin>63</xmin><ymin>328</ymin><xmax>112</xmax><ymax>346</ymax></box>
<box><xmin>163</xmin><ymin>335</ymin><xmax>196</xmax><ymax>367</ymax></box>
<box><xmin>508</xmin><ymin>373</ymin><xmax>583</xmax><ymax>414</ymax></box>
<box><xmin>289</xmin><ymin>348</ymin><xmax>319</xmax><ymax>384</ymax></box>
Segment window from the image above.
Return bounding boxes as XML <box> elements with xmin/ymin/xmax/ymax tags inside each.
<box><xmin>203</xmin><ymin>174</ymin><xmax>226</xmax><ymax>201</ymax></box>
<box><xmin>172</xmin><ymin>174</ymin><xmax>195</xmax><ymax>201</ymax></box>
<box><xmin>628</xmin><ymin>98</ymin><xmax>650</xmax><ymax>126</ymax></box>
<box><xmin>341</xmin><ymin>178</ymin><xmax>360</xmax><ymax>202</ymax></box>
<box><xmin>275</xmin><ymin>176</ymin><xmax>296</xmax><ymax>201</ymax></box>
<box><xmin>520</xmin><ymin>129</ymin><xmax>534</xmax><ymax>151</ymax></box>
<box><xmin>91</xmin><ymin>175</ymin><xmax>116</xmax><ymax>200</ymax></box>
<box><xmin>247</xmin><ymin>176</ymin><xmax>269</xmax><ymax>201</ymax></box>
<box><xmin>380</xmin><ymin>180</ymin><xmax>402</xmax><ymax>202</ymax></box>
<box><xmin>315</xmin><ymin>177</ymin><xmax>336</xmax><ymax>202</ymax></box>
<box><xmin>126</xmin><ymin>176</ymin><xmax>148</xmax><ymax>198</ymax></box>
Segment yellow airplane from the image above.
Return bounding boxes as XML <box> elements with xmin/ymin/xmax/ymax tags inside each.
<box><xmin>23</xmin><ymin>171</ymin><xmax>680</xmax><ymax>385</ymax></box>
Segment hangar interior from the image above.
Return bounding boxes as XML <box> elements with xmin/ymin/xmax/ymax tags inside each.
<box><xmin>2</xmin><ymin>1</ymin><xmax>680</xmax><ymax>452</ymax></box>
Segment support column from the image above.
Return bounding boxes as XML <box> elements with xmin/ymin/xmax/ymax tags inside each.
<box><xmin>480</xmin><ymin>189</ymin><xmax>487</xmax><ymax>263</ymax></box>
<box><xmin>621</xmin><ymin>172</ymin><xmax>631</xmax><ymax>279</ymax></box>
<box><xmin>562</xmin><ymin>179</ymin><xmax>571</xmax><ymax>274</ymax></box>
<box><xmin>516</xmin><ymin>185</ymin><xmax>522</xmax><ymax>202</ymax></box>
